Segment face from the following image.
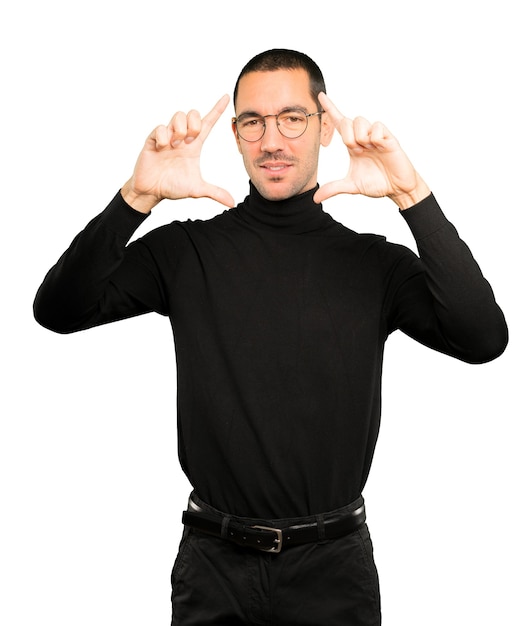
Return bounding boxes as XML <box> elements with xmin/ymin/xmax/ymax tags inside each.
<box><xmin>233</xmin><ymin>68</ymin><xmax>333</xmax><ymax>202</ymax></box>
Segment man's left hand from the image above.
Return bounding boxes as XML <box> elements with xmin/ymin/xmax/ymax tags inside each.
<box><xmin>313</xmin><ymin>92</ymin><xmax>430</xmax><ymax>210</ymax></box>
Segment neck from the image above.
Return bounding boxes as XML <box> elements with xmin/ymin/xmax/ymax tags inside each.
<box><xmin>236</xmin><ymin>182</ymin><xmax>332</xmax><ymax>234</ymax></box>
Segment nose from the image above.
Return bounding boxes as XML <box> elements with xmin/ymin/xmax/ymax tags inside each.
<box><xmin>260</xmin><ymin>115</ymin><xmax>286</xmax><ymax>152</ymax></box>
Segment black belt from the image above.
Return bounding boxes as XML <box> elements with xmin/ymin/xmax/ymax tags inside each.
<box><xmin>182</xmin><ymin>496</ymin><xmax>366</xmax><ymax>554</ymax></box>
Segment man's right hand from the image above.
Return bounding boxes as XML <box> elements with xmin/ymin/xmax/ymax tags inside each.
<box><xmin>121</xmin><ymin>95</ymin><xmax>235</xmax><ymax>214</ymax></box>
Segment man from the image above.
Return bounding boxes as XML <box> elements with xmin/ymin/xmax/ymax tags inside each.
<box><xmin>34</xmin><ymin>49</ymin><xmax>508</xmax><ymax>625</ymax></box>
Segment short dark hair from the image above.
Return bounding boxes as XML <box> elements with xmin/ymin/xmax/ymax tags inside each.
<box><xmin>233</xmin><ymin>49</ymin><xmax>326</xmax><ymax>108</ymax></box>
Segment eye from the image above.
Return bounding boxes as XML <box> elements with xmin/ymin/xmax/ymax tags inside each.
<box><xmin>280</xmin><ymin>111</ymin><xmax>306</xmax><ymax>125</ymax></box>
<box><xmin>240</xmin><ymin>117</ymin><xmax>262</xmax><ymax>128</ymax></box>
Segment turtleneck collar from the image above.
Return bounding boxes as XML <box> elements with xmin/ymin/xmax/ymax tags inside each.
<box><xmin>234</xmin><ymin>182</ymin><xmax>334</xmax><ymax>234</ymax></box>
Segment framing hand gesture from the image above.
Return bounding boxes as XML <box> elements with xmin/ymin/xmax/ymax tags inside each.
<box><xmin>314</xmin><ymin>93</ymin><xmax>430</xmax><ymax>210</ymax></box>
<box><xmin>122</xmin><ymin>95</ymin><xmax>234</xmax><ymax>214</ymax></box>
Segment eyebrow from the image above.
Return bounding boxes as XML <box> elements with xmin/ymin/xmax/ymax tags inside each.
<box><xmin>236</xmin><ymin>105</ymin><xmax>310</xmax><ymax>119</ymax></box>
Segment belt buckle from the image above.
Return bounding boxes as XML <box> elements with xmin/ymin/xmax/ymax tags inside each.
<box><xmin>251</xmin><ymin>525</ymin><xmax>283</xmax><ymax>553</ymax></box>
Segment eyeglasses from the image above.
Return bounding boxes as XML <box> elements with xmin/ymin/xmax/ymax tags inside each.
<box><xmin>232</xmin><ymin>108</ymin><xmax>325</xmax><ymax>142</ymax></box>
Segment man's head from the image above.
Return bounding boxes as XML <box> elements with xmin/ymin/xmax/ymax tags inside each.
<box><xmin>233</xmin><ymin>49</ymin><xmax>327</xmax><ymax>109</ymax></box>
<box><xmin>232</xmin><ymin>49</ymin><xmax>333</xmax><ymax>202</ymax></box>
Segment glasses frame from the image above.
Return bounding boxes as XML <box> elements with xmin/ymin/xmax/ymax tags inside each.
<box><xmin>232</xmin><ymin>109</ymin><xmax>325</xmax><ymax>142</ymax></box>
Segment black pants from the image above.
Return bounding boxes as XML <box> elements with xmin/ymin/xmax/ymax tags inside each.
<box><xmin>171</xmin><ymin>498</ymin><xmax>381</xmax><ymax>626</ymax></box>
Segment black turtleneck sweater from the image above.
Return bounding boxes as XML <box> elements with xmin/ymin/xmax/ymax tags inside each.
<box><xmin>34</xmin><ymin>185</ymin><xmax>508</xmax><ymax>518</ymax></box>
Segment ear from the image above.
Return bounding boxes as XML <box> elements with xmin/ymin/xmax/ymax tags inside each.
<box><xmin>232</xmin><ymin>119</ymin><xmax>243</xmax><ymax>154</ymax></box>
<box><xmin>319</xmin><ymin>111</ymin><xmax>334</xmax><ymax>147</ymax></box>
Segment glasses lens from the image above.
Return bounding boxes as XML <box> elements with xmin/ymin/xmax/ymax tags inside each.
<box><xmin>277</xmin><ymin>110</ymin><xmax>308</xmax><ymax>138</ymax></box>
<box><xmin>236</xmin><ymin>116</ymin><xmax>264</xmax><ymax>141</ymax></box>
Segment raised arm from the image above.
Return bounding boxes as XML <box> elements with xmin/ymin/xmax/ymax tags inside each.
<box><xmin>314</xmin><ymin>92</ymin><xmax>507</xmax><ymax>363</ymax></box>
<box><xmin>34</xmin><ymin>96</ymin><xmax>234</xmax><ymax>333</ymax></box>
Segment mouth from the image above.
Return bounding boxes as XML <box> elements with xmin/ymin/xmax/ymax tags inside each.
<box><xmin>259</xmin><ymin>162</ymin><xmax>292</xmax><ymax>174</ymax></box>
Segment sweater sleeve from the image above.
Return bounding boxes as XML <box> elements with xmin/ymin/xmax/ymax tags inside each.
<box><xmin>388</xmin><ymin>193</ymin><xmax>508</xmax><ymax>364</ymax></box>
<box><xmin>33</xmin><ymin>191</ymin><xmax>167</xmax><ymax>333</ymax></box>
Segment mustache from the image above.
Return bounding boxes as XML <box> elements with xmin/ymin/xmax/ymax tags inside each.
<box><xmin>255</xmin><ymin>154</ymin><xmax>296</xmax><ymax>166</ymax></box>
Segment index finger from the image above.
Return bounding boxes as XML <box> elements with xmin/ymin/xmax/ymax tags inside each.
<box><xmin>318</xmin><ymin>92</ymin><xmax>354</xmax><ymax>143</ymax></box>
<box><xmin>199</xmin><ymin>94</ymin><xmax>231</xmax><ymax>139</ymax></box>
<box><xmin>318</xmin><ymin>92</ymin><xmax>348</xmax><ymax>125</ymax></box>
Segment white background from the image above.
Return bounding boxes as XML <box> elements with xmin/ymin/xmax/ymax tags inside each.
<box><xmin>1</xmin><ymin>1</ymin><xmax>515</xmax><ymax>624</ymax></box>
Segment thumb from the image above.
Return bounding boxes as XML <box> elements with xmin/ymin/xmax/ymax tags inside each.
<box><xmin>201</xmin><ymin>183</ymin><xmax>235</xmax><ymax>208</ymax></box>
<box><xmin>313</xmin><ymin>179</ymin><xmax>357</xmax><ymax>204</ymax></box>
